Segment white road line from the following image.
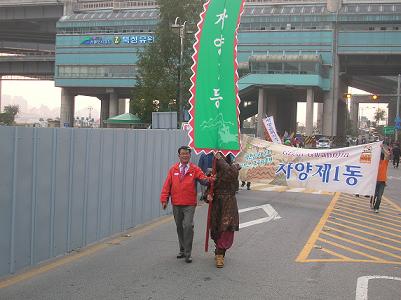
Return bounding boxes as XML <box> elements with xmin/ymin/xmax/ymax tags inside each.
<box><xmin>388</xmin><ymin>176</ymin><xmax>401</xmax><ymax>181</ymax></box>
<box><xmin>253</xmin><ymin>185</ymin><xmax>333</xmax><ymax>195</ymax></box>
<box><xmin>287</xmin><ymin>188</ymin><xmax>307</xmax><ymax>193</ymax></box>
<box><xmin>259</xmin><ymin>186</ymin><xmax>283</xmax><ymax>191</ymax></box>
<box><xmin>355</xmin><ymin>276</ymin><xmax>401</xmax><ymax>300</ymax></box>
<box><xmin>239</xmin><ymin>204</ymin><xmax>281</xmax><ymax>229</ymax></box>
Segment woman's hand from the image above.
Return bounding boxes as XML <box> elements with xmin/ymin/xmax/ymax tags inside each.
<box><xmin>214</xmin><ymin>152</ymin><xmax>223</xmax><ymax>160</ymax></box>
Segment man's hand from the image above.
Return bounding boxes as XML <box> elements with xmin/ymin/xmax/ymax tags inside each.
<box><xmin>162</xmin><ymin>202</ymin><xmax>167</xmax><ymax>210</ymax></box>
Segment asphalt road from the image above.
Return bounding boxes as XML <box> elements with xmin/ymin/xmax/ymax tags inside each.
<box><xmin>1</xmin><ymin>168</ymin><xmax>401</xmax><ymax>300</ymax></box>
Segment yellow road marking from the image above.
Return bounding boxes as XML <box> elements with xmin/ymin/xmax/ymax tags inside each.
<box><xmin>332</xmin><ymin>211</ymin><xmax>401</xmax><ymax>234</ymax></box>
<box><xmin>0</xmin><ymin>216</ymin><xmax>173</xmax><ymax>289</ymax></box>
<box><xmin>327</xmin><ymin>220</ymin><xmax>401</xmax><ymax>245</ymax></box>
<box><xmin>383</xmin><ymin>196</ymin><xmax>401</xmax><ymax>210</ymax></box>
<box><xmin>333</xmin><ymin>207</ymin><xmax>401</xmax><ymax>228</ymax></box>
<box><xmin>330</xmin><ymin>216</ymin><xmax>401</xmax><ymax>239</ymax></box>
<box><xmin>297</xmin><ymin>193</ymin><xmax>401</xmax><ymax>264</ymax></box>
<box><xmin>295</xmin><ymin>192</ymin><xmax>340</xmax><ymax>262</ymax></box>
<box><xmin>324</xmin><ymin>225</ymin><xmax>401</xmax><ymax>252</ymax></box>
<box><xmin>336</xmin><ymin>204</ymin><xmax>401</xmax><ymax>225</ymax></box>
<box><xmin>336</xmin><ymin>197</ymin><xmax>400</xmax><ymax>213</ymax></box>
<box><xmin>321</xmin><ymin>232</ymin><xmax>401</xmax><ymax>260</ymax></box>
<box><xmin>319</xmin><ymin>248</ymin><xmax>351</xmax><ymax>260</ymax></box>
<box><xmin>305</xmin><ymin>259</ymin><xmax>401</xmax><ymax>265</ymax></box>
<box><xmin>317</xmin><ymin>237</ymin><xmax>382</xmax><ymax>261</ymax></box>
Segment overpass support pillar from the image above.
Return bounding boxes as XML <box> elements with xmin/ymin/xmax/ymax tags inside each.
<box><xmin>118</xmin><ymin>99</ymin><xmax>126</xmax><ymax>115</ymax></box>
<box><xmin>305</xmin><ymin>88</ymin><xmax>314</xmax><ymax>136</ymax></box>
<box><xmin>388</xmin><ymin>100</ymin><xmax>397</xmax><ymax>127</ymax></box>
<box><xmin>256</xmin><ymin>88</ymin><xmax>266</xmax><ymax>138</ymax></box>
<box><xmin>109</xmin><ymin>91</ymin><xmax>118</xmax><ymax>117</ymax></box>
<box><xmin>350</xmin><ymin>100</ymin><xmax>359</xmax><ymax>134</ymax></box>
<box><xmin>108</xmin><ymin>91</ymin><xmax>119</xmax><ymax>128</ymax></box>
<box><xmin>323</xmin><ymin>92</ymin><xmax>335</xmax><ymax>136</ymax></box>
<box><xmin>60</xmin><ymin>88</ymin><xmax>75</xmax><ymax>127</ymax></box>
<box><xmin>100</xmin><ymin>97</ymin><xmax>109</xmax><ymax>128</ymax></box>
<box><xmin>266</xmin><ymin>94</ymin><xmax>278</xmax><ymax>119</ymax></box>
<box><xmin>0</xmin><ymin>76</ymin><xmax>2</xmax><ymax>112</ymax></box>
<box><xmin>337</xmin><ymin>100</ymin><xmax>347</xmax><ymax>136</ymax></box>
<box><xmin>316</xmin><ymin>103</ymin><xmax>323</xmax><ymax>134</ymax></box>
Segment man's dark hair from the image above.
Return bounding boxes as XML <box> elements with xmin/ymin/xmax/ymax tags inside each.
<box><xmin>178</xmin><ymin>146</ymin><xmax>191</xmax><ymax>154</ymax></box>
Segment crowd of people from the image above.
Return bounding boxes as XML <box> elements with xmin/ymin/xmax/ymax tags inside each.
<box><xmin>159</xmin><ymin>136</ymin><xmax>397</xmax><ymax>268</ymax></box>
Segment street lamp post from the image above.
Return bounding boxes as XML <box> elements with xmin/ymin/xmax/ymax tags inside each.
<box><xmin>171</xmin><ymin>17</ymin><xmax>187</xmax><ymax>124</ymax></box>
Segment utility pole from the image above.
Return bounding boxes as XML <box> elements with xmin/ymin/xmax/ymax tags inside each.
<box><xmin>396</xmin><ymin>74</ymin><xmax>401</xmax><ymax>142</ymax></box>
<box><xmin>172</xmin><ymin>17</ymin><xmax>187</xmax><ymax>125</ymax></box>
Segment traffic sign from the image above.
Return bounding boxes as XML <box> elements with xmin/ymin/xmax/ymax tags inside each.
<box><xmin>384</xmin><ymin>126</ymin><xmax>395</xmax><ymax>135</ymax></box>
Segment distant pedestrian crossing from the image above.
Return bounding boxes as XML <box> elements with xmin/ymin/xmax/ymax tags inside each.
<box><xmin>242</xmin><ymin>182</ymin><xmax>333</xmax><ymax>195</ymax></box>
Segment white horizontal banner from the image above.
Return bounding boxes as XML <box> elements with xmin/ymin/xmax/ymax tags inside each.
<box><xmin>236</xmin><ymin>135</ymin><xmax>381</xmax><ymax>195</ymax></box>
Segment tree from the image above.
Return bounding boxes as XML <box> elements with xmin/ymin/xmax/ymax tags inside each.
<box><xmin>4</xmin><ymin>105</ymin><xmax>19</xmax><ymax>117</ymax></box>
<box><xmin>0</xmin><ymin>105</ymin><xmax>19</xmax><ymax>125</ymax></box>
<box><xmin>374</xmin><ymin>108</ymin><xmax>386</xmax><ymax>125</ymax></box>
<box><xmin>130</xmin><ymin>0</ymin><xmax>203</xmax><ymax>123</ymax></box>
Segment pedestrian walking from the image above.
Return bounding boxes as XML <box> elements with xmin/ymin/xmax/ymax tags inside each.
<box><xmin>206</xmin><ymin>152</ymin><xmax>240</xmax><ymax>268</ymax></box>
<box><xmin>241</xmin><ymin>181</ymin><xmax>251</xmax><ymax>190</ymax></box>
<box><xmin>160</xmin><ymin>146</ymin><xmax>212</xmax><ymax>263</ymax></box>
<box><xmin>371</xmin><ymin>146</ymin><xmax>390</xmax><ymax>213</ymax></box>
<box><xmin>392</xmin><ymin>143</ymin><xmax>400</xmax><ymax>168</ymax></box>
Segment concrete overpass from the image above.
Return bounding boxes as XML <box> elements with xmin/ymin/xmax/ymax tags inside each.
<box><xmin>1</xmin><ymin>0</ymin><xmax>401</xmax><ymax>135</ymax></box>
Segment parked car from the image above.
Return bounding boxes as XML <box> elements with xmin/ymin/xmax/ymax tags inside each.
<box><xmin>316</xmin><ymin>138</ymin><xmax>331</xmax><ymax>149</ymax></box>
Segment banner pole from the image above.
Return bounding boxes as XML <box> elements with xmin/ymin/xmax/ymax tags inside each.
<box><xmin>205</xmin><ymin>156</ymin><xmax>217</xmax><ymax>252</ymax></box>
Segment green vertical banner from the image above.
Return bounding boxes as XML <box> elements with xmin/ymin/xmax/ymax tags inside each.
<box><xmin>188</xmin><ymin>0</ymin><xmax>245</xmax><ymax>156</ymax></box>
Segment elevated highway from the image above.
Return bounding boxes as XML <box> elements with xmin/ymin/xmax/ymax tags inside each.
<box><xmin>1</xmin><ymin>0</ymin><xmax>401</xmax><ymax>135</ymax></box>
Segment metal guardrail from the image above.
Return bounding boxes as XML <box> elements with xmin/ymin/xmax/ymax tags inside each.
<box><xmin>0</xmin><ymin>0</ymin><xmax>60</xmax><ymax>6</ymax></box>
<box><xmin>74</xmin><ymin>0</ymin><xmax>157</xmax><ymax>11</ymax></box>
<box><xmin>0</xmin><ymin>54</ymin><xmax>55</xmax><ymax>61</ymax></box>
<box><xmin>245</xmin><ymin>0</ymin><xmax>325</xmax><ymax>4</ymax></box>
<box><xmin>0</xmin><ymin>75</ymin><xmax>54</xmax><ymax>80</ymax></box>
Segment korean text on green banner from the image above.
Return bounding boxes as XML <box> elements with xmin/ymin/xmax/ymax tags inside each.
<box><xmin>236</xmin><ymin>135</ymin><xmax>382</xmax><ymax>195</ymax></box>
<box><xmin>188</xmin><ymin>0</ymin><xmax>245</xmax><ymax>156</ymax></box>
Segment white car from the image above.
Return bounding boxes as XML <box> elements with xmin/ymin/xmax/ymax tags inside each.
<box><xmin>316</xmin><ymin>138</ymin><xmax>331</xmax><ymax>149</ymax></box>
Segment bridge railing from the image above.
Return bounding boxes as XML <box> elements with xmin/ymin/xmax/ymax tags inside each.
<box><xmin>245</xmin><ymin>0</ymin><xmax>325</xmax><ymax>4</ymax></box>
<box><xmin>0</xmin><ymin>0</ymin><xmax>60</xmax><ymax>5</ymax></box>
<box><xmin>74</xmin><ymin>0</ymin><xmax>157</xmax><ymax>12</ymax></box>
<box><xmin>0</xmin><ymin>53</ymin><xmax>55</xmax><ymax>62</ymax></box>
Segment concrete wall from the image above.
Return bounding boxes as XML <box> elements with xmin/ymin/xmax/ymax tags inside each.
<box><xmin>0</xmin><ymin>127</ymin><xmax>191</xmax><ymax>278</ymax></box>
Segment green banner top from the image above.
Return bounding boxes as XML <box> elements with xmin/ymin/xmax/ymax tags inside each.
<box><xmin>188</xmin><ymin>0</ymin><xmax>245</xmax><ymax>156</ymax></box>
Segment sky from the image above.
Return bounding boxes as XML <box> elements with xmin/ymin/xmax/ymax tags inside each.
<box><xmin>1</xmin><ymin>80</ymin><xmax>101</xmax><ymax>115</ymax></box>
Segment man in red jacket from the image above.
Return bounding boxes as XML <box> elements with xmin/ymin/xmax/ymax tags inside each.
<box><xmin>160</xmin><ymin>146</ymin><xmax>211</xmax><ymax>263</ymax></box>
